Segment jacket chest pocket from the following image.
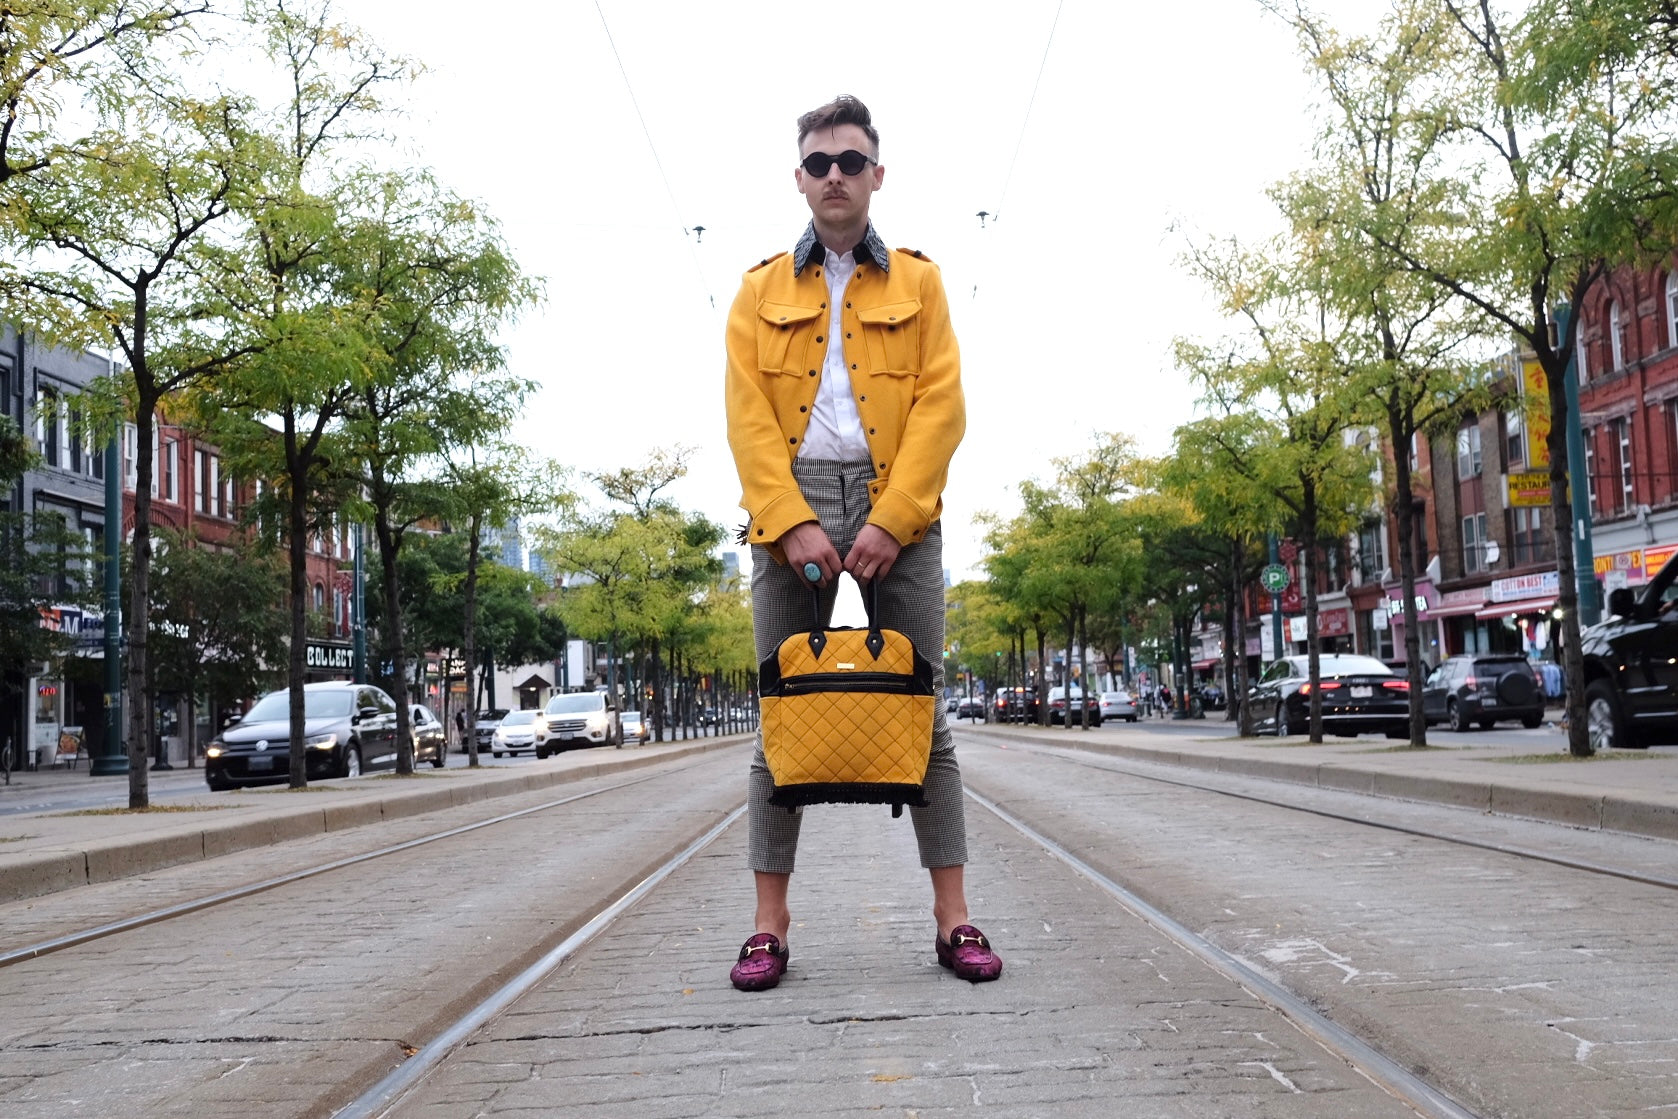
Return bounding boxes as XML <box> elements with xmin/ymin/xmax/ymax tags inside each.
<box><xmin>757</xmin><ymin>301</ymin><xmax>824</xmax><ymax>374</ymax></box>
<box><xmin>858</xmin><ymin>300</ymin><xmax>922</xmax><ymax>373</ymax></box>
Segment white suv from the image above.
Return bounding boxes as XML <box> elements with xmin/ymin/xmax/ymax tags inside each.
<box><xmin>540</xmin><ymin>691</ymin><xmax>622</xmax><ymax>754</ymax></box>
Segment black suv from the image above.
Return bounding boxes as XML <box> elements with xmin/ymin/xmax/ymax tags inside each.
<box><xmin>1421</xmin><ymin>654</ymin><xmax>1545</xmax><ymax>731</ymax></box>
<box><xmin>1582</xmin><ymin>550</ymin><xmax>1678</xmax><ymax>750</ymax></box>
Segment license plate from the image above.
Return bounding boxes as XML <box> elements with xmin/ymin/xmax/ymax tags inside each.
<box><xmin>558</xmin><ymin>733</ymin><xmax>576</xmax><ymax>741</ymax></box>
<box><xmin>1350</xmin><ymin>686</ymin><xmax>1372</xmax><ymax>698</ymax></box>
<box><xmin>247</xmin><ymin>755</ymin><xmax>274</xmax><ymax>772</ymax></box>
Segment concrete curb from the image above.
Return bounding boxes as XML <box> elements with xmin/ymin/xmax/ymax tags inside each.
<box><xmin>0</xmin><ymin>736</ymin><xmax>748</xmax><ymax>905</ymax></box>
<box><xmin>970</xmin><ymin>725</ymin><xmax>1678</xmax><ymax>842</ymax></box>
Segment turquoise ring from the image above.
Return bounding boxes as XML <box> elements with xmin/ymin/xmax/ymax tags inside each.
<box><xmin>803</xmin><ymin>562</ymin><xmax>821</xmax><ymax>583</ymax></box>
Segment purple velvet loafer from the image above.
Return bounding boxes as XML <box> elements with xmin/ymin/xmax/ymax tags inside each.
<box><xmin>730</xmin><ymin>932</ymin><xmax>789</xmax><ymax>991</ymax></box>
<box><xmin>936</xmin><ymin>924</ymin><xmax>1003</xmax><ymax>982</ymax></box>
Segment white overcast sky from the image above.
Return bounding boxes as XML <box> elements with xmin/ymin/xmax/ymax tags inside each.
<box><xmin>338</xmin><ymin>0</ymin><xmax>1376</xmax><ymax>589</ymax></box>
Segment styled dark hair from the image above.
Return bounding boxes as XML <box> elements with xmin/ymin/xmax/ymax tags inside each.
<box><xmin>797</xmin><ymin>95</ymin><xmax>879</xmax><ymax>157</ymax></box>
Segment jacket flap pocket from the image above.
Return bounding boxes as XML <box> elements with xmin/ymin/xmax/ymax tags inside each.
<box><xmin>758</xmin><ymin>301</ymin><xmax>823</xmax><ymax>327</ymax></box>
<box><xmin>856</xmin><ymin>300</ymin><xmax>922</xmax><ymax>326</ymax></box>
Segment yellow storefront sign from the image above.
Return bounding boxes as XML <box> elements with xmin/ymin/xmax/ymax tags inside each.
<box><xmin>1507</xmin><ymin>471</ymin><xmax>1553</xmax><ymax>507</ymax></box>
<box><xmin>1522</xmin><ymin>357</ymin><xmax>1551</xmax><ymax>468</ymax></box>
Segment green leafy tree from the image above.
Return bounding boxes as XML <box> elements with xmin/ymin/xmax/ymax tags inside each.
<box><xmin>1272</xmin><ymin>0</ymin><xmax>1678</xmax><ymax>753</ymax></box>
<box><xmin>147</xmin><ymin>526</ymin><xmax>286</xmax><ymax>764</ymax></box>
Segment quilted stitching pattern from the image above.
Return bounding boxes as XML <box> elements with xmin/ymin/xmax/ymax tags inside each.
<box><xmin>762</xmin><ymin>626</ymin><xmax>934</xmax><ymax>791</ymax></box>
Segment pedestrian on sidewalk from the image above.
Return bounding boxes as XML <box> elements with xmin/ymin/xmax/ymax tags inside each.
<box><xmin>722</xmin><ymin>94</ymin><xmax>1001</xmax><ymax>992</ymax></box>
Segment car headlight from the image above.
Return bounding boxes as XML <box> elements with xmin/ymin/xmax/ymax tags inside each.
<box><xmin>206</xmin><ymin>744</ymin><xmax>224</xmax><ymax>758</ymax></box>
<box><xmin>306</xmin><ymin>733</ymin><xmax>337</xmax><ymax>750</ymax></box>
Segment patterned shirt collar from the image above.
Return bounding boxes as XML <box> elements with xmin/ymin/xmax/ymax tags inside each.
<box><xmin>792</xmin><ymin>221</ymin><xmax>891</xmax><ymax>277</ymax></box>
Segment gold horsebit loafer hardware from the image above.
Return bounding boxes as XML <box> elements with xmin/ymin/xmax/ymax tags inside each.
<box><xmin>740</xmin><ymin>942</ymin><xmax>781</xmax><ymax>959</ymax></box>
<box><xmin>950</xmin><ymin>933</ymin><xmax>989</xmax><ymax>949</ymax></box>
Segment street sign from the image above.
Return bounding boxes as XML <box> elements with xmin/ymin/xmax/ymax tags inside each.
<box><xmin>1260</xmin><ymin>564</ymin><xmax>1290</xmax><ymax>594</ymax></box>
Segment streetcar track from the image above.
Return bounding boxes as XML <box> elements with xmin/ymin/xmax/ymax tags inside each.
<box><xmin>967</xmin><ymin>731</ymin><xmax>1678</xmax><ymax>891</ymax></box>
<box><xmin>334</xmin><ymin>804</ymin><xmax>746</xmax><ymax>1119</ymax></box>
<box><xmin>965</xmin><ymin>788</ymin><xmax>1479</xmax><ymax>1119</ymax></box>
<box><xmin>0</xmin><ymin>767</ymin><xmax>684</xmax><ymax>969</ymax></box>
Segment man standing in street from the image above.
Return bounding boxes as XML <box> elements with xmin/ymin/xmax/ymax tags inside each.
<box><xmin>723</xmin><ymin>95</ymin><xmax>1002</xmax><ymax>991</ymax></box>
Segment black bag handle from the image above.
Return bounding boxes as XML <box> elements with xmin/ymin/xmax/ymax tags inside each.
<box><xmin>802</xmin><ymin>564</ymin><xmax>884</xmax><ymax>660</ymax></box>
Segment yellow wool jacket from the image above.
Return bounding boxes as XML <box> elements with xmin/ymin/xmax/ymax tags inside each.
<box><xmin>725</xmin><ymin>244</ymin><xmax>965</xmax><ymax>561</ymax></box>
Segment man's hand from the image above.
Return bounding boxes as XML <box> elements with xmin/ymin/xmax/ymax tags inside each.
<box><xmin>779</xmin><ymin>521</ymin><xmax>843</xmax><ymax>586</ymax></box>
<box><xmin>844</xmin><ymin>524</ymin><xmax>902</xmax><ymax>584</ymax></box>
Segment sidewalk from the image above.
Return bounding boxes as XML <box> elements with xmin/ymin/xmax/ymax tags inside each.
<box><xmin>0</xmin><ymin>735</ymin><xmax>748</xmax><ymax>905</ymax></box>
<box><xmin>967</xmin><ymin>718</ymin><xmax>1678</xmax><ymax>842</ymax></box>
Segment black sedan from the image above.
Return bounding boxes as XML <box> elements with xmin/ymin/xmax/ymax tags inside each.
<box><xmin>206</xmin><ymin>682</ymin><xmax>401</xmax><ymax>789</ymax></box>
<box><xmin>1250</xmin><ymin>654</ymin><xmax>1410</xmax><ymax>738</ymax></box>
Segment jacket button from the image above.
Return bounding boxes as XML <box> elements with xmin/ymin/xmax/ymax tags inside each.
<box><xmin>756</xmin><ymin>528</ymin><xmax>765</xmax><ymax>536</ymax></box>
<box><xmin>845</xmin><ymin>302</ymin><xmax>852</xmax><ymax>308</ymax></box>
<box><xmin>846</xmin><ymin>332</ymin><xmax>852</xmax><ymax>338</ymax></box>
<box><xmin>800</xmin><ymin>405</ymin><xmax>808</xmax><ymax>412</ymax></box>
<box><xmin>859</xmin><ymin>395</ymin><xmax>866</xmax><ymax>401</ymax></box>
<box><xmin>820</xmin><ymin>302</ymin><xmax>827</xmax><ymax>308</ymax></box>
<box><xmin>879</xmin><ymin>462</ymin><xmax>886</xmax><ymax>469</ymax></box>
<box><xmin>790</xmin><ymin>437</ymin><xmax>798</xmax><ymax>445</ymax></box>
<box><xmin>889</xmin><ymin>316</ymin><xmax>896</xmax><ymax>321</ymax></box>
<box><xmin>851</xmin><ymin>363</ymin><xmax>858</xmax><ymax>370</ymax></box>
<box><xmin>868</xmin><ymin>427</ymin><xmax>875</xmax><ymax>434</ymax></box>
<box><xmin>816</xmin><ymin>336</ymin><xmax>823</xmax><ymax>343</ymax></box>
<box><xmin>779</xmin><ymin>316</ymin><xmax>787</xmax><ymax>321</ymax></box>
<box><xmin>809</xmin><ymin>370</ymin><xmax>817</xmax><ymax>376</ymax></box>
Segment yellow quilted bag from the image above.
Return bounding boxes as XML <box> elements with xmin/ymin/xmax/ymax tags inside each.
<box><xmin>759</xmin><ymin>577</ymin><xmax>936</xmax><ymax>814</ymax></box>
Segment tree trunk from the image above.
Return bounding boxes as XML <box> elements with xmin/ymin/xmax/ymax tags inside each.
<box><xmin>1233</xmin><ymin>535</ymin><xmax>1254</xmax><ymax>736</ymax></box>
<box><xmin>374</xmin><ymin>495</ymin><xmax>412</xmax><ymax>776</ymax></box>
<box><xmin>286</xmin><ymin>420</ymin><xmax>310</xmax><ymax>789</ymax></box>
<box><xmin>1033</xmin><ymin>622</ymin><xmax>1048</xmax><ymax>726</ymax></box>
<box><xmin>1303</xmin><ymin>483</ymin><xmax>1324</xmax><ymax>744</ymax></box>
<box><xmin>125</xmin><ymin>395</ymin><xmax>159</xmax><ymax>808</ymax></box>
<box><xmin>1389</xmin><ymin>403</ymin><xmax>1429</xmax><ymax>747</ymax></box>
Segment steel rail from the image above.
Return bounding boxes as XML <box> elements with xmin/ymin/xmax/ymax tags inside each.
<box><xmin>334</xmin><ymin>804</ymin><xmax>747</xmax><ymax>1119</ymax></box>
<box><xmin>971</xmin><ymin>733</ymin><xmax>1678</xmax><ymax>892</ymax></box>
<box><xmin>0</xmin><ymin>770</ymin><xmax>678</xmax><ymax>969</ymax></box>
<box><xmin>967</xmin><ymin>787</ymin><xmax>1482</xmax><ymax>1119</ymax></box>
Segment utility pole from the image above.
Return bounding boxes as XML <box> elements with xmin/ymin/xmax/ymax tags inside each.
<box><xmin>1556</xmin><ymin>304</ymin><xmax>1601</xmax><ymax>626</ymax></box>
<box><xmin>91</xmin><ymin>433</ymin><xmax>126</xmax><ymax>776</ymax></box>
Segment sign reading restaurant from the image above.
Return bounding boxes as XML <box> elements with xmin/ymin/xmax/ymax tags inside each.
<box><xmin>305</xmin><ymin>641</ymin><xmax>354</xmax><ymax>672</ymax></box>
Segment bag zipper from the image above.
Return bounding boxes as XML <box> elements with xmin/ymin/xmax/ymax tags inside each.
<box><xmin>775</xmin><ymin>672</ymin><xmax>925</xmax><ymax>697</ymax></box>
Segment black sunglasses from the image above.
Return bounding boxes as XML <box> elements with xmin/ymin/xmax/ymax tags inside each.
<box><xmin>800</xmin><ymin>149</ymin><xmax>875</xmax><ymax>177</ymax></box>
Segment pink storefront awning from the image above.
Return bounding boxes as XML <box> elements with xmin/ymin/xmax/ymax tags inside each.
<box><xmin>1475</xmin><ymin>596</ymin><xmax>1557</xmax><ymax>619</ymax></box>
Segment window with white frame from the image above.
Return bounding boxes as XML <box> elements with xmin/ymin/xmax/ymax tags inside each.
<box><xmin>158</xmin><ymin>438</ymin><xmax>178</xmax><ymax>504</ymax></box>
<box><xmin>1455</xmin><ymin>423</ymin><xmax>1482</xmax><ymax>479</ymax></box>
<box><xmin>1575</xmin><ymin>322</ymin><xmax>1591</xmax><ymax>384</ymax></box>
<box><xmin>1461</xmin><ymin>512</ymin><xmax>1488</xmax><ymax>573</ymax></box>
<box><xmin>1667</xmin><ymin>273</ymin><xmax>1678</xmax><ymax>350</ymax></box>
<box><xmin>123</xmin><ymin>424</ymin><xmax>137</xmax><ymax>492</ymax></box>
<box><xmin>1510</xmin><ymin>506</ymin><xmax>1547</xmax><ymax>565</ymax></box>
<box><xmin>1609</xmin><ymin>300</ymin><xmax>1626</xmax><ymax>369</ymax></box>
<box><xmin>195</xmin><ymin>449</ymin><xmax>211</xmax><ymax>514</ymax></box>
<box><xmin>1611</xmin><ymin>417</ymin><xmax>1633</xmax><ymax>511</ymax></box>
<box><xmin>34</xmin><ymin>386</ymin><xmax>61</xmax><ymax>468</ymax></box>
<box><xmin>1505</xmin><ymin>407</ymin><xmax>1525</xmax><ymax>469</ymax></box>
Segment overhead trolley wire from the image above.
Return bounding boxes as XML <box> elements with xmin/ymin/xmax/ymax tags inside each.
<box><xmin>593</xmin><ymin>1</ymin><xmax>718</xmax><ymax>310</ymax></box>
<box><xmin>972</xmin><ymin>0</ymin><xmax>1064</xmax><ymax>300</ymax></box>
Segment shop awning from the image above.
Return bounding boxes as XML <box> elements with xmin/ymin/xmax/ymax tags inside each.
<box><xmin>1191</xmin><ymin>658</ymin><xmax>1219</xmax><ymax>670</ymax></box>
<box><xmin>1429</xmin><ymin>598</ymin><xmax>1488</xmax><ymax>618</ymax></box>
<box><xmin>1475</xmin><ymin>596</ymin><xmax>1557</xmax><ymax>619</ymax></box>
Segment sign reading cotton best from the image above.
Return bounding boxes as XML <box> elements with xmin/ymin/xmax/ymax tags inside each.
<box><xmin>305</xmin><ymin>642</ymin><xmax>354</xmax><ymax>671</ymax></box>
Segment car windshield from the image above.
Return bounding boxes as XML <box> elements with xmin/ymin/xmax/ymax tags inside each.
<box><xmin>546</xmin><ymin>693</ymin><xmax>605</xmax><ymax>714</ymax></box>
<box><xmin>243</xmin><ymin>689</ymin><xmax>354</xmax><ymax>722</ymax></box>
<box><xmin>501</xmin><ymin>710</ymin><xmax>538</xmax><ymax>726</ymax></box>
<box><xmin>1313</xmin><ymin>655</ymin><xmax>1393</xmax><ymax>677</ymax></box>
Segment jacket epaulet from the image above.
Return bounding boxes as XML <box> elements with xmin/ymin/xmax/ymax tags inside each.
<box><xmin>749</xmin><ymin>251</ymin><xmax>789</xmax><ymax>273</ymax></box>
<box><xmin>896</xmin><ymin>247</ymin><xmax>931</xmax><ymax>262</ymax></box>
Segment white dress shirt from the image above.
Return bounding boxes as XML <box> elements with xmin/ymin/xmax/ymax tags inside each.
<box><xmin>797</xmin><ymin>246</ymin><xmax>871</xmax><ymax>462</ymax></box>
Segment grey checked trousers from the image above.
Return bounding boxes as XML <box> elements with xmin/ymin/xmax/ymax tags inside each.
<box><xmin>747</xmin><ymin>458</ymin><xmax>967</xmax><ymax>873</ymax></box>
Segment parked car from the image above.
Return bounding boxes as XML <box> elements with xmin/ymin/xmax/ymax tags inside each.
<box><xmin>541</xmin><ymin>691</ymin><xmax>622</xmax><ymax>753</ymax></box>
<box><xmin>206</xmin><ymin>682</ymin><xmax>400</xmax><ymax>790</ymax></box>
<box><xmin>1047</xmin><ymin>686</ymin><xmax>1102</xmax><ymax>726</ymax></box>
<box><xmin>955</xmin><ymin>696</ymin><xmax>985</xmax><ymax>720</ymax></box>
<box><xmin>469</xmin><ymin>707</ymin><xmax>506</xmax><ymax>751</ymax></box>
<box><xmin>992</xmin><ymin>686</ymin><xmax>1039</xmax><ymax>723</ymax></box>
<box><xmin>490</xmin><ymin>709</ymin><xmax>547</xmax><ymax>757</ymax></box>
<box><xmin>1098</xmin><ymin>690</ymin><xmax>1139</xmax><ymax>723</ymax></box>
<box><xmin>1422</xmin><ymin>655</ymin><xmax>1545</xmax><ymax>732</ymax></box>
<box><xmin>408</xmin><ymin>705</ymin><xmax>449</xmax><ymax>768</ymax></box>
<box><xmin>621</xmin><ymin>709</ymin><xmax>650</xmax><ymax>744</ymax></box>
<box><xmin>1250</xmin><ymin>654</ymin><xmax>1410</xmax><ymax>738</ymax></box>
<box><xmin>1581</xmin><ymin>550</ymin><xmax>1678</xmax><ymax>750</ymax></box>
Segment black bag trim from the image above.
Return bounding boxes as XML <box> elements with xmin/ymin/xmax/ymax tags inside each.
<box><xmin>767</xmin><ymin>780</ymin><xmax>929</xmax><ymax>810</ymax></box>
